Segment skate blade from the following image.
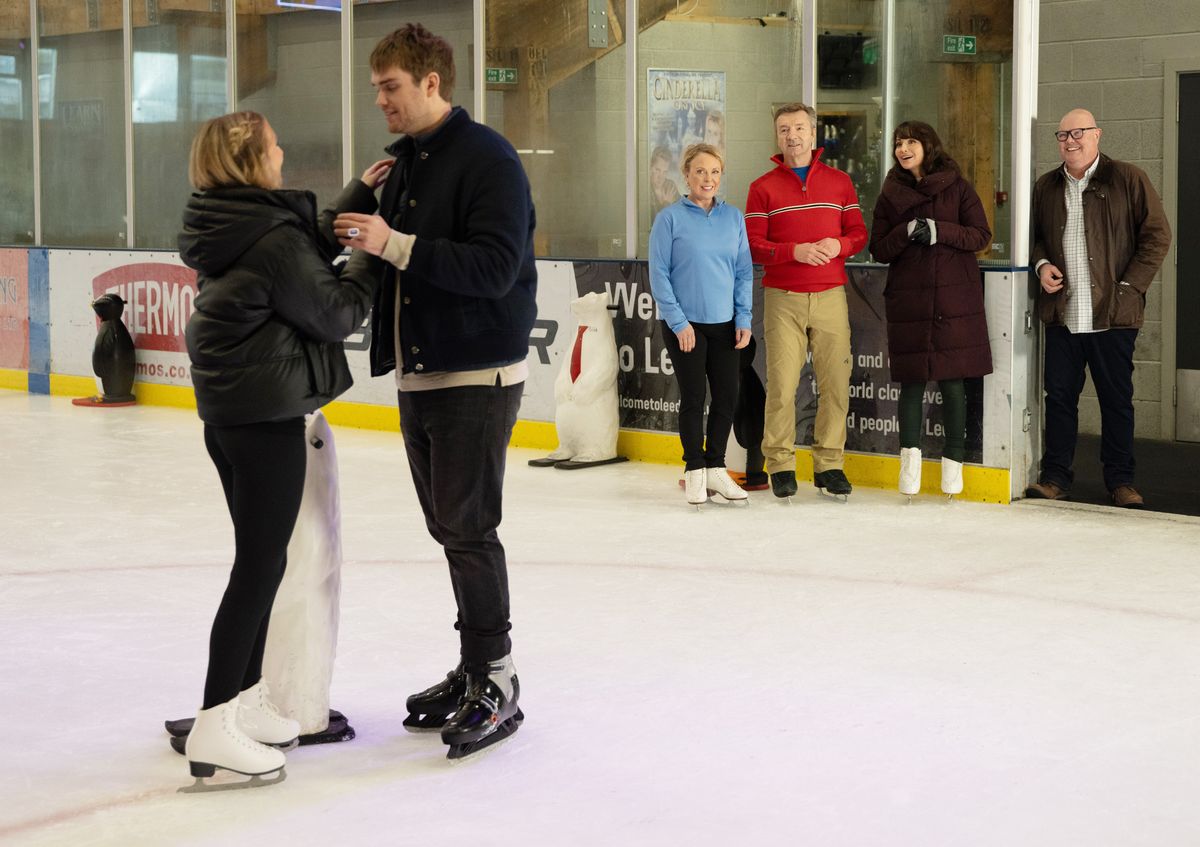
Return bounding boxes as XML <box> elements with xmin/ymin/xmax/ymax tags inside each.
<box><xmin>178</xmin><ymin>766</ymin><xmax>286</xmax><ymax>794</ymax></box>
<box><xmin>446</xmin><ymin>711</ymin><xmax>524</xmax><ymax>762</ymax></box>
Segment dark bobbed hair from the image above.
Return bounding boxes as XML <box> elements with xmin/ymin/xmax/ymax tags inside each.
<box><xmin>888</xmin><ymin>120</ymin><xmax>959</xmax><ymax>185</ymax></box>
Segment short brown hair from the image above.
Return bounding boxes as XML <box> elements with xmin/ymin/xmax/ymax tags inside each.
<box><xmin>681</xmin><ymin>143</ymin><xmax>724</xmax><ymax>175</ymax></box>
<box><xmin>370</xmin><ymin>23</ymin><xmax>456</xmax><ymax>101</ymax></box>
<box><xmin>188</xmin><ymin>111</ymin><xmax>275</xmax><ymax>191</ymax></box>
<box><xmin>773</xmin><ymin>102</ymin><xmax>817</xmax><ymax>126</ymax></box>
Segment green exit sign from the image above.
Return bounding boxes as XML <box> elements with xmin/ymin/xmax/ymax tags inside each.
<box><xmin>943</xmin><ymin>34</ymin><xmax>977</xmax><ymax>55</ymax></box>
<box><xmin>485</xmin><ymin>67</ymin><xmax>517</xmax><ymax>84</ymax></box>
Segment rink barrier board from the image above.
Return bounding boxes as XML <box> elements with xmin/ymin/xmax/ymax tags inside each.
<box><xmin>20</xmin><ymin>373</ymin><xmax>1011</xmax><ymax>504</ymax></box>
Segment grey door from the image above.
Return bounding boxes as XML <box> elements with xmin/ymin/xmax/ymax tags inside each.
<box><xmin>1178</xmin><ymin>72</ymin><xmax>1200</xmax><ymax>441</ymax></box>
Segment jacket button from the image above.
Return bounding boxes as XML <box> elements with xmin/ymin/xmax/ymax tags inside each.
<box><xmin>409</xmin><ymin>199</ymin><xmax>417</xmax><ymax>207</ymax></box>
<box><xmin>403</xmin><ymin>296</ymin><xmax>411</xmax><ymax>305</ymax></box>
<box><xmin>410</xmin><ymin>345</ymin><xmax>420</xmax><ymax>354</ymax></box>
<box><xmin>415</xmin><ymin>363</ymin><xmax>424</xmax><ymax>372</ymax></box>
<box><xmin>420</xmin><ymin>152</ymin><xmax>429</xmax><ymax>160</ymax></box>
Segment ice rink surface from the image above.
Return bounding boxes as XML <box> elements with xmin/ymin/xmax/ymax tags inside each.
<box><xmin>2</xmin><ymin>390</ymin><xmax>1198</xmax><ymax>847</ymax></box>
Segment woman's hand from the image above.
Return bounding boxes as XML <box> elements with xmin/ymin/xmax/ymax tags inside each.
<box><xmin>675</xmin><ymin>324</ymin><xmax>696</xmax><ymax>353</ymax></box>
<box><xmin>360</xmin><ymin>158</ymin><xmax>395</xmax><ymax>188</ymax></box>
<box><xmin>334</xmin><ymin>212</ymin><xmax>390</xmax><ymax>255</ymax></box>
<box><xmin>734</xmin><ymin>328</ymin><xmax>751</xmax><ymax>350</ymax></box>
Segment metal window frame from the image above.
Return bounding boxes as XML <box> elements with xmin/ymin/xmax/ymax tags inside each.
<box><xmin>29</xmin><ymin>0</ymin><xmax>41</xmax><ymax>245</ymax></box>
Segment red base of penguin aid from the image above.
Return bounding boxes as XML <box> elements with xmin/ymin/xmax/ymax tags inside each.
<box><xmin>72</xmin><ymin>395</ymin><xmax>137</xmax><ymax>407</ymax></box>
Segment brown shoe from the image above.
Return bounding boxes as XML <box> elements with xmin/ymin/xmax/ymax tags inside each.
<box><xmin>1109</xmin><ymin>485</ymin><xmax>1145</xmax><ymax>509</ymax></box>
<box><xmin>1025</xmin><ymin>480</ymin><xmax>1068</xmax><ymax>500</ymax></box>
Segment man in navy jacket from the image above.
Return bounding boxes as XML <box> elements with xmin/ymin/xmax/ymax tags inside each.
<box><xmin>334</xmin><ymin>23</ymin><xmax>535</xmax><ymax>759</ymax></box>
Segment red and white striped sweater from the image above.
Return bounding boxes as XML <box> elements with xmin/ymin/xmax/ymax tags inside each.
<box><xmin>744</xmin><ymin>148</ymin><xmax>868</xmax><ymax>293</ymax></box>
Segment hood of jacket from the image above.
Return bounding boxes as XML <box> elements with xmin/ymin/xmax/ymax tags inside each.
<box><xmin>178</xmin><ymin>186</ymin><xmax>318</xmax><ymax>276</ymax></box>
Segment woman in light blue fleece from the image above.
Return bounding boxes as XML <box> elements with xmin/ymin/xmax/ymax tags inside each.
<box><xmin>649</xmin><ymin>142</ymin><xmax>754</xmax><ymax>506</ymax></box>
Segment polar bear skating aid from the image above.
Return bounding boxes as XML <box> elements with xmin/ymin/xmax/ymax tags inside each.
<box><xmin>529</xmin><ymin>291</ymin><xmax>628</xmax><ymax>470</ymax></box>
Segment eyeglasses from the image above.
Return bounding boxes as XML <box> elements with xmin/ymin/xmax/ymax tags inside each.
<box><xmin>1054</xmin><ymin>127</ymin><xmax>1097</xmax><ymax>142</ymax></box>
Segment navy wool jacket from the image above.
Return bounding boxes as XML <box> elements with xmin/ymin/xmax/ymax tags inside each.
<box><xmin>346</xmin><ymin>106</ymin><xmax>538</xmax><ymax>377</ymax></box>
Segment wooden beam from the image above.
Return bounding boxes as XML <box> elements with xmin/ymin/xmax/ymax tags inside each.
<box><xmin>944</xmin><ymin>0</ymin><xmax>1012</xmax><ymax>57</ymax></box>
<box><xmin>942</xmin><ymin>62</ymin><xmax>997</xmax><ymax>256</ymax></box>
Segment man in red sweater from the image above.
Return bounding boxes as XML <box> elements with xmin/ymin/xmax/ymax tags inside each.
<box><xmin>745</xmin><ymin>103</ymin><xmax>868</xmax><ymax>499</ymax></box>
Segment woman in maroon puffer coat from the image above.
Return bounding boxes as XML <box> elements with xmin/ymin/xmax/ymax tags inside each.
<box><xmin>869</xmin><ymin>121</ymin><xmax>992</xmax><ymax>499</ymax></box>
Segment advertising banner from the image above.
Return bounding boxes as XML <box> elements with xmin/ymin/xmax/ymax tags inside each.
<box><xmin>50</xmin><ymin>251</ymin><xmax>199</xmax><ymax>388</ymax></box>
<box><xmin>0</xmin><ymin>249</ymin><xmax>29</xmax><ymax>369</ymax></box>
<box><xmin>647</xmin><ymin>69</ymin><xmax>726</xmax><ymax>224</ymax></box>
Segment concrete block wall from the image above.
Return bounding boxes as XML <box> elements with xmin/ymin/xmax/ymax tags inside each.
<box><xmin>1037</xmin><ymin>0</ymin><xmax>1200</xmax><ymax>440</ymax></box>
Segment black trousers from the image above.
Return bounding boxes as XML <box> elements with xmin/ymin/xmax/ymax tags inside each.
<box><xmin>201</xmin><ymin>418</ymin><xmax>306</xmax><ymax>709</ymax></box>
<box><xmin>1040</xmin><ymin>325</ymin><xmax>1137</xmax><ymax>491</ymax></box>
<box><xmin>397</xmin><ymin>383</ymin><xmax>522</xmax><ymax>669</ymax></box>
<box><xmin>661</xmin><ymin>319</ymin><xmax>740</xmax><ymax>471</ymax></box>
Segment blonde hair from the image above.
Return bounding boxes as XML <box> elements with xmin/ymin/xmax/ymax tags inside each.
<box><xmin>188</xmin><ymin>111</ymin><xmax>276</xmax><ymax>191</ymax></box>
<box><xmin>681</xmin><ymin>142</ymin><xmax>724</xmax><ymax>175</ymax></box>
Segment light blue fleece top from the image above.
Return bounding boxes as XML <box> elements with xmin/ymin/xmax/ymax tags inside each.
<box><xmin>648</xmin><ymin>196</ymin><xmax>754</xmax><ymax>334</ymax></box>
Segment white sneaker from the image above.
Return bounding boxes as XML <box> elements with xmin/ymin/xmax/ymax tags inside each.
<box><xmin>186</xmin><ymin>695</ymin><xmax>286</xmax><ymax>777</ymax></box>
<box><xmin>941</xmin><ymin>457</ymin><xmax>964</xmax><ymax>496</ymax></box>
<box><xmin>899</xmin><ymin>447</ymin><xmax>922</xmax><ymax>496</ymax></box>
<box><xmin>684</xmin><ymin>469</ymin><xmax>707</xmax><ymax>505</ymax></box>
<box><xmin>705</xmin><ymin>467</ymin><xmax>748</xmax><ymax>501</ymax></box>
<box><xmin>239</xmin><ymin>680</ymin><xmax>301</xmax><ymax>747</ymax></box>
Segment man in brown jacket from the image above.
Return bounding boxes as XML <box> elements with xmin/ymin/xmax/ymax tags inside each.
<box><xmin>1027</xmin><ymin>108</ymin><xmax>1172</xmax><ymax>508</ymax></box>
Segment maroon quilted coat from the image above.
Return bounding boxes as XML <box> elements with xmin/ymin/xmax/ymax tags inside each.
<box><xmin>869</xmin><ymin>167</ymin><xmax>993</xmax><ymax>383</ymax></box>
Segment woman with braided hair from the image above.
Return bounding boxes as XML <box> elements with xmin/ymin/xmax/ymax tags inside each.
<box><xmin>177</xmin><ymin>111</ymin><xmax>386</xmax><ymax>788</ymax></box>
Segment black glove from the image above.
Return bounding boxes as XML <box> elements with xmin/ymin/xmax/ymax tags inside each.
<box><xmin>909</xmin><ymin>218</ymin><xmax>932</xmax><ymax>246</ymax></box>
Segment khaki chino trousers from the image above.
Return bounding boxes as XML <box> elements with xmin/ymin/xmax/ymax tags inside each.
<box><xmin>761</xmin><ymin>285</ymin><xmax>852</xmax><ymax>475</ymax></box>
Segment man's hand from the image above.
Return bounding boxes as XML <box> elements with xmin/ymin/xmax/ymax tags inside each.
<box><xmin>676</xmin><ymin>324</ymin><xmax>696</xmax><ymax>353</ymax></box>
<box><xmin>734</xmin><ymin>328</ymin><xmax>751</xmax><ymax>350</ymax></box>
<box><xmin>792</xmin><ymin>240</ymin><xmax>838</xmax><ymax>265</ymax></box>
<box><xmin>334</xmin><ymin>212</ymin><xmax>391</xmax><ymax>256</ymax></box>
<box><xmin>1039</xmin><ymin>262</ymin><xmax>1065</xmax><ymax>294</ymax></box>
<box><xmin>360</xmin><ymin>158</ymin><xmax>395</xmax><ymax>189</ymax></box>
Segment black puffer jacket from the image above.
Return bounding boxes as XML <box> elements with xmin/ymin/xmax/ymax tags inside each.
<box><xmin>180</xmin><ymin>186</ymin><xmax>380</xmax><ymax>426</ymax></box>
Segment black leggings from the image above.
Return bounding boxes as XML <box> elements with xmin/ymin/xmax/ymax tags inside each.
<box><xmin>201</xmin><ymin>418</ymin><xmax>306</xmax><ymax>709</ymax></box>
<box><xmin>899</xmin><ymin>379</ymin><xmax>966</xmax><ymax>461</ymax></box>
<box><xmin>661</xmin><ymin>319</ymin><xmax>740</xmax><ymax>471</ymax></box>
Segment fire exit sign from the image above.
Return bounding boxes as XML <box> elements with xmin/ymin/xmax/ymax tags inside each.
<box><xmin>943</xmin><ymin>35</ymin><xmax>977</xmax><ymax>55</ymax></box>
<box><xmin>486</xmin><ymin>67</ymin><xmax>518</xmax><ymax>84</ymax></box>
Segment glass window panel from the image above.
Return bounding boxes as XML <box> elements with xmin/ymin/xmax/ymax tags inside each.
<box><xmin>483</xmin><ymin>1</ymin><xmax>626</xmax><ymax>259</ymax></box>
<box><xmin>132</xmin><ymin>9</ymin><xmax>226</xmax><ymax>249</ymax></box>
<box><xmin>352</xmin><ymin>0</ymin><xmax>476</xmax><ymax>199</ymax></box>
<box><xmin>816</xmin><ymin>0</ymin><xmax>886</xmax><ymax>260</ymax></box>
<box><xmin>637</xmin><ymin>4</ymin><xmax>803</xmax><ymax>257</ymax></box>
<box><xmin>887</xmin><ymin>0</ymin><xmax>1012</xmax><ymax>262</ymax></box>
<box><xmin>132</xmin><ymin>52</ymin><xmax>179</xmax><ymax>123</ymax></box>
<box><xmin>0</xmin><ymin>11</ymin><xmax>34</xmax><ymax>244</ymax></box>
<box><xmin>37</xmin><ymin>1</ymin><xmax>125</xmax><ymax>247</ymax></box>
<box><xmin>238</xmin><ymin>0</ymin><xmax>342</xmax><ymax>209</ymax></box>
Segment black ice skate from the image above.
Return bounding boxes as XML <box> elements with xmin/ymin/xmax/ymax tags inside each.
<box><xmin>404</xmin><ymin>663</ymin><xmax>467</xmax><ymax>731</ymax></box>
<box><xmin>441</xmin><ymin>656</ymin><xmax>523</xmax><ymax>760</ymax></box>
<box><xmin>770</xmin><ymin>470</ymin><xmax>798</xmax><ymax>500</ymax></box>
<box><xmin>814</xmin><ymin>469</ymin><xmax>852</xmax><ymax>502</ymax></box>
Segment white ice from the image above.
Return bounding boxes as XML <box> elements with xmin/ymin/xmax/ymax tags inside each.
<box><xmin>2</xmin><ymin>391</ymin><xmax>1198</xmax><ymax>847</ymax></box>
